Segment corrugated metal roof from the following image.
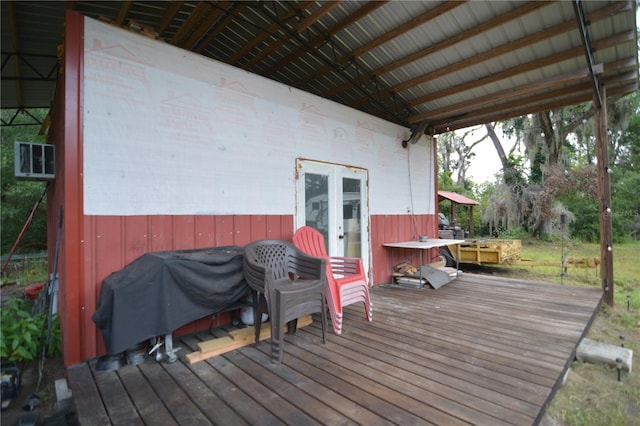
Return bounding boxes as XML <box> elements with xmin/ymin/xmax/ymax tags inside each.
<box><xmin>2</xmin><ymin>1</ymin><xmax>638</xmax><ymax>132</ymax></box>
<box><xmin>438</xmin><ymin>191</ymin><xmax>480</xmax><ymax>206</ymax></box>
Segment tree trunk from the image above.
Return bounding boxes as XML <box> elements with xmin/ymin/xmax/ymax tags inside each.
<box><xmin>485</xmin><ymin>123</ymin><xmax>520</xmax><ymax>186</ymax></box>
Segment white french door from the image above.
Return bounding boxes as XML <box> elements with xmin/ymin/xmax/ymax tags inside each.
<box><xmin>295</xmin><ymin>159</ymin><xmax>370</xmax><ymax>276</ymax></box>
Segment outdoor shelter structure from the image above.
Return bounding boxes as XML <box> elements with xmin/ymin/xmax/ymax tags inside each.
<box><xmin>0</xmin><ymin>1</ymin><xmax>637</xmax><ymax>366</ymax></box>
<box><xmin>438</xmin><ymin>190</ymin><xmax>480</xmax><ymax>237</ymax></box>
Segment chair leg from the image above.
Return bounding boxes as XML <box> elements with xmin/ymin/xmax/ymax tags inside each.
<box><xmin>287</xmin><ymin>318</ymin><xmax>298</xmax><ymax>335</ymax></box>
<box><xmin>252</xmin><ymin>291</ymin><xmax>265</xmax><ymax>343</ymax></box>
<box><xmin>320</xmin><ymin>293</ymin><xmax>327</xmax><ymax>344</ymax></box>
<box><xmin>271</xmin><ymin>291</ymin><xmax>284</xmax><ymax>364</ymax></box>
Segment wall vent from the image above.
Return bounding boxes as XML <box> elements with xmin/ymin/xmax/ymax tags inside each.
<box><xmin>14</xmin><ymin>141</ymin><xmax>55</xmax><ymax>180</ymax></box>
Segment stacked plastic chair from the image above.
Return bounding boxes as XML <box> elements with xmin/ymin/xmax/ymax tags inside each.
<box><xmin>293</xmin><ymin>226</ymin><xmax>372</xmax><ymax>335</ymax></box>
<box><xmin>243</xmin><ymin>239</ymin><xmax>327</xmax><ymax>363</ymax></box>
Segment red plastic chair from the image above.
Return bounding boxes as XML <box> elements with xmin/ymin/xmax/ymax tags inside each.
<box><xmin>293</xmin><ymin>226</ymin><xmax>372</xmax><ymax>335</ymax></box>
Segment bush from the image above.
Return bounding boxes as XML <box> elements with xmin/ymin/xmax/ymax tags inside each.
<box><xmin>0</xmin><ymin>297</ymin><xmax>60</xmax><ymax>362</ymax></box>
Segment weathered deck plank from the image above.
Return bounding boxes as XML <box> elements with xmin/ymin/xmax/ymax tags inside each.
<box><xmin>92</xmin><ymin>361</ymin><xmax>145</xmax><ymax>425</ymax></box>
<box><xmin>68</xmin><ymin>273</ymin><xmax>602</xmax><ymax>425</ymax></box>
<box><xmin>66</xmin><ymin>363</ymin><xmax>111</xmax><ymax>426</ymax></box>
<box><xmin>117</xmin><ymin>362</ymin><xmax>177</xmax><ymax>426</ymax></box>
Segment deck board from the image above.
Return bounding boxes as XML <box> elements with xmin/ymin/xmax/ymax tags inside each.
<box><xmin>93</xmin><ymin>361</ymin><xmax>145</xmax><ymax>425</ymax></box>
<box><xmin>117</xmin><ymin>361</ymin><xmax>177</xmax><ymax>426</ymax></box>
<box><xmin>68</xmin><ymin>273</ymin><xmax>602</xmax><ymax>425</ymax></box>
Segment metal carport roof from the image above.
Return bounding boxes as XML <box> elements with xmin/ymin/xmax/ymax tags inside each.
<box><xmin>1</xmin><ymin>1</ymin><xmax>638</xmax><ymax>132</ymax></box>
<box><xmin>438</xmin><ymin>191</ymin><xmax>480</xmax><ymax>206</ymax></box>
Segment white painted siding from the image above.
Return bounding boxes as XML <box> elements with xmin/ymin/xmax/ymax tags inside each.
<box><xmin>83</xmin><ymin>17</ymin><xmax>434</xmax><ymax>216</ymax></box>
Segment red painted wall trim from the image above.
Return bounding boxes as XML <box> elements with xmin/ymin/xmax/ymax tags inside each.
<box><xmin>58</xmin><ymin>10</ymin><xmax>85</xmax><ymax>367</ymax></box>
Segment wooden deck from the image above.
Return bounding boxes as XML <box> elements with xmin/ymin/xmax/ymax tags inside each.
<box><xmin>67</xmin><ymin>273</ymin><xmax>602</xmax><ymax>426</ymax></box>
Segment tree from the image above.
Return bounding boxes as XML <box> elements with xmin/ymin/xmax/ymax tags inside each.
<box><xmin>1</xmin><ymin>109</ymin><xmax>49</xmax><ymax>255</ymax></box>
<box><xmin>438</xmin><ymin>126</ymin><xmax>487</xmax><ymax>188</ymax></box>
<box><xmin>484</xmin><ymin>91</ymin><xmax>640</xmax><ymax>241</ymax></box>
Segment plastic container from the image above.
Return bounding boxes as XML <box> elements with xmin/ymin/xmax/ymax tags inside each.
<box><xmin>241</xmin><ymin>306</ymin><xmax>268</xmax><ymax>326</ymax></box>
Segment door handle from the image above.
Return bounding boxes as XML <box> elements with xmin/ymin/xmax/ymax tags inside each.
<box><xmin>338</xmin><ymin>234</ymin><xmax>344</xmax><ymax>239</ymax></box>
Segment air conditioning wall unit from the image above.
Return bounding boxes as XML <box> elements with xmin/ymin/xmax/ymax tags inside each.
<box><xmin>14</xmin><ymin>141</ymin><xmax>55</xmax><ymax>180</ymax></box>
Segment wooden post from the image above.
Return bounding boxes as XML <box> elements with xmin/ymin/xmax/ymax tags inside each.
<box><xmin>451</xmin><ymin>201</ymin><xmax>457</xmax><ymax>226</ymax></box>
<box><xmin>594</xmin><ymin>86</ymin><xmax>614</xmax><ymax>306</ymax></box>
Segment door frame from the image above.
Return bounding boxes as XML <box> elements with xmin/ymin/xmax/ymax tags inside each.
<box><xmin>295</xmin><ymin>158</ymin><xmax>370</xmax><ymax>278</ymax></box>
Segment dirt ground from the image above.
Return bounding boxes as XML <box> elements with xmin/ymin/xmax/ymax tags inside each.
<box><xmin>2</xmin><ymin>276</ymin><xmax>638</xmax><ymax>426</ymax></box>
<box><xmin>1</xmin><ymin>283</ymin><xmax>76</xmax><ymax>426</ymax></box>
<box><xmin>0</xmin><ymin>356</ymin><xmax>73</xmax><ymax>426</ymax></box>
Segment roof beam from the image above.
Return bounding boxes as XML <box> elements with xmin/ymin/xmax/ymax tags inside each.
<box><xmin>351</xmin><ymin>1</ymin><xmax>462</xmax><ymax>59</ymax></box>
<box><xmin>295</xmin><ymin>1</ymin><xmax>341</xmax><ymax>33</ymax></box>
<box><xmin>298</xmin><ymin>1</ymin><xmax>468</xmax><ymax>91</ymax></box>
<box><xmin>323</xmin><ymin>1</ymin><xmax>550</xmax><ymax>100</ymax></box>
<box><xmin>573</xmin><ymin>0</ymin><xmax>603</xmax><ymax>107</ymax></box>
<box><xmin>361</xmin><ymin>1</ymin><xmax>631</xmax><ymax>113</ymax></box>
<box><xmin>246</xmin><ymin>1</ymin><xmax>407</xmax><ymax>124</ymax></box>
<box><xmin>432</xmin><ymin>78</ymin><xmax>638</xmax><ymax>134</ymax></box>
<box><xmin>7</xmin><ymin>1</ymin><xmax>24</xmax><ymax>109</ymax></box>
<box><xmin>228</xmin><ymin>2</ymin><xmax>312</xmax><ymax>66</ymax></box>
<box><xmin>398</xmin><ymin>30</ymin><xmax>635</xmax><ymax>123</ymax></box>
<box><xmin>114</xmin><ymin>0</ymin><xmax>133</xmax><ymax>26</ymax></box>
<box><xmin>408</xmin><ymin>65</ymin><xmax>604</xmax><ymax>123</ymax></box>
<box><xmin>265</xmin><ymin>1</ymin><xmax>387</xmax><ymax>76</ymax></box>
<box><xmin>156</xmin><ymin>1</ymin><xmax>184</xmax><ymax>35</ymax></box>
<box><xmin>171</xmin><ymin>2</ymin><xmax>212</xmax><ymax>47</ymax></box>
<box><xmin>194</xmin><ymin>3</ymin><xmax>244</xmax><ymax>54</ymax></box>
<box><xmin>181</xmin><ymin>1</ymin><xmax>230</xmax><ymax>50</ymax></box>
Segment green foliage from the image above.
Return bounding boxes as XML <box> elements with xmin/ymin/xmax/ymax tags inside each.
<box><xmin>0</xmin><ymin>297</ymin><xmax>60</xmax><ymax>362</ymax></box>
<box><xmin>610</xmin><ymin>168</ymin><xmax>640</xmax><ymax>242</ymax></box>
<box><xmin>502</xmin><ymin>152</ymin><xmax>527</xmax><ymax>190</ymax></box>
<box><xmin>564</xmin><ymin>193</ymin><xmax>599</xmax><ymax>242</ymax></box>
<box><xmin>1</xmin><ymin>109</ymin><xmax>49</xmax><ymax>255</ymax></box>
<box><xmin>496</xmin><ymin>226</ymin><xmax>529</xmax><ymax>239</ymax></box>
<box><xmin>618</xmin><ymin>97</ymin><xmax>640</xmax><ymax>168</ymax></box>
<box><xmin>437</xmin><ymin>169</ymin><xmax>454</xmax><ymax>189</ymax></box>
<box><xmin>0</xmin><ymin>255</ymin><xmax>48</xmax><ymax>286</ymax></box>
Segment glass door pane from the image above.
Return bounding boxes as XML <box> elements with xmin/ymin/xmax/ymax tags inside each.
<box><xmin>342</xmin><ymin>177</ymin><xmax>361</xmax><ymax>257</ymax></box>
<box><xmin>304</xmin><ymin>172</ymin><xmax>329</xmax><ymax>251</ymax></box>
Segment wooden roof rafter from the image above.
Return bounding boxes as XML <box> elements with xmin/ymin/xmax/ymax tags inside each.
<box><xmin>433</xmin><ymin>79</ymin><xmax>638</xmax><ymax>134</ymax></box>
<box><xmin>114</xmin><ymin>0</ymin><xmax>133</xmax><ymax>26</ymax></box>
<box><xmin>7</xmin><ymin>1</ymin><xmax>23</xmax><ymax>109</ymax></box>
<box><xmin>155</xmin><ymin>1</ymin><xmax>185</xmax><ymax>35</ymax></box>
<box><xmin>409</xmin><ymin>64</ymin><xmax>605</xmax><ymax>124</ymax></box>
<box><xmin>228</xmin><ymin>2</ymin><xmax>313</xmax><ymax>66</ymax></box>
<box><xmin>170</xmin><ymin>2</ymin><xmax>215</xmax><ymax>48</ymax></box>
<box><xmin>1</xmin><ymin>1</ymin><xmax>637</xmax><ymax>131</ymax></box>
<box><xmin>362</xmin><ymin>1</ymin><xmax>632</xmax><ymax>114</ymax></box>
<box><xmin>328</xmin><ymin>1</ymin><xmax>551</xmax><ymax>100</ymax></box>
<box><xmin>295</xmin><ymin>1</ymin><xmax>466</xmax><ymax>91</ymax></box>
<box><xmin>349</xmin><ymin>1</ymin><xmax>462</xmax><ymax>60</ymax></box>
<box><xmin>244</xmin><ymin>3</ymin><xmax>410</xmax><ymax>124</ymax></box>
<box><xmin>194</xmin><ymin>2</ymin><xmax>245</xmax><ymax>54</ymax></box>
<box><xmin>265</xmin><ymin>1</ymin><xmax>388</xmax><ymax>77</ymax></box>
<box><xmin>180</xmin><ymin>1</ymin><xmax>230</xmax><ymax>50</ymax></box>
<box><xmin>573</xmin><ymin>0</ymin><xmax>604</xmax><ymax>107</ymax></box>
<box><xmin>403</xmin><ymin>29</ymin><xmax>636</xmax><ymax>126</ymax></box>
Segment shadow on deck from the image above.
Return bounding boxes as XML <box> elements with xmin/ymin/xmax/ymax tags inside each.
<box><xmin>68</xmin><ymin>273</ymin><xmax>602</xmax><ymax>425</ymax></box>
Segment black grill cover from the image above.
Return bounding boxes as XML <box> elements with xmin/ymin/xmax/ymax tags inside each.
<box><xmin>92</xmin><ymin>246</ymin><xmax>249</xmax><ymax>355</ymax></box>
